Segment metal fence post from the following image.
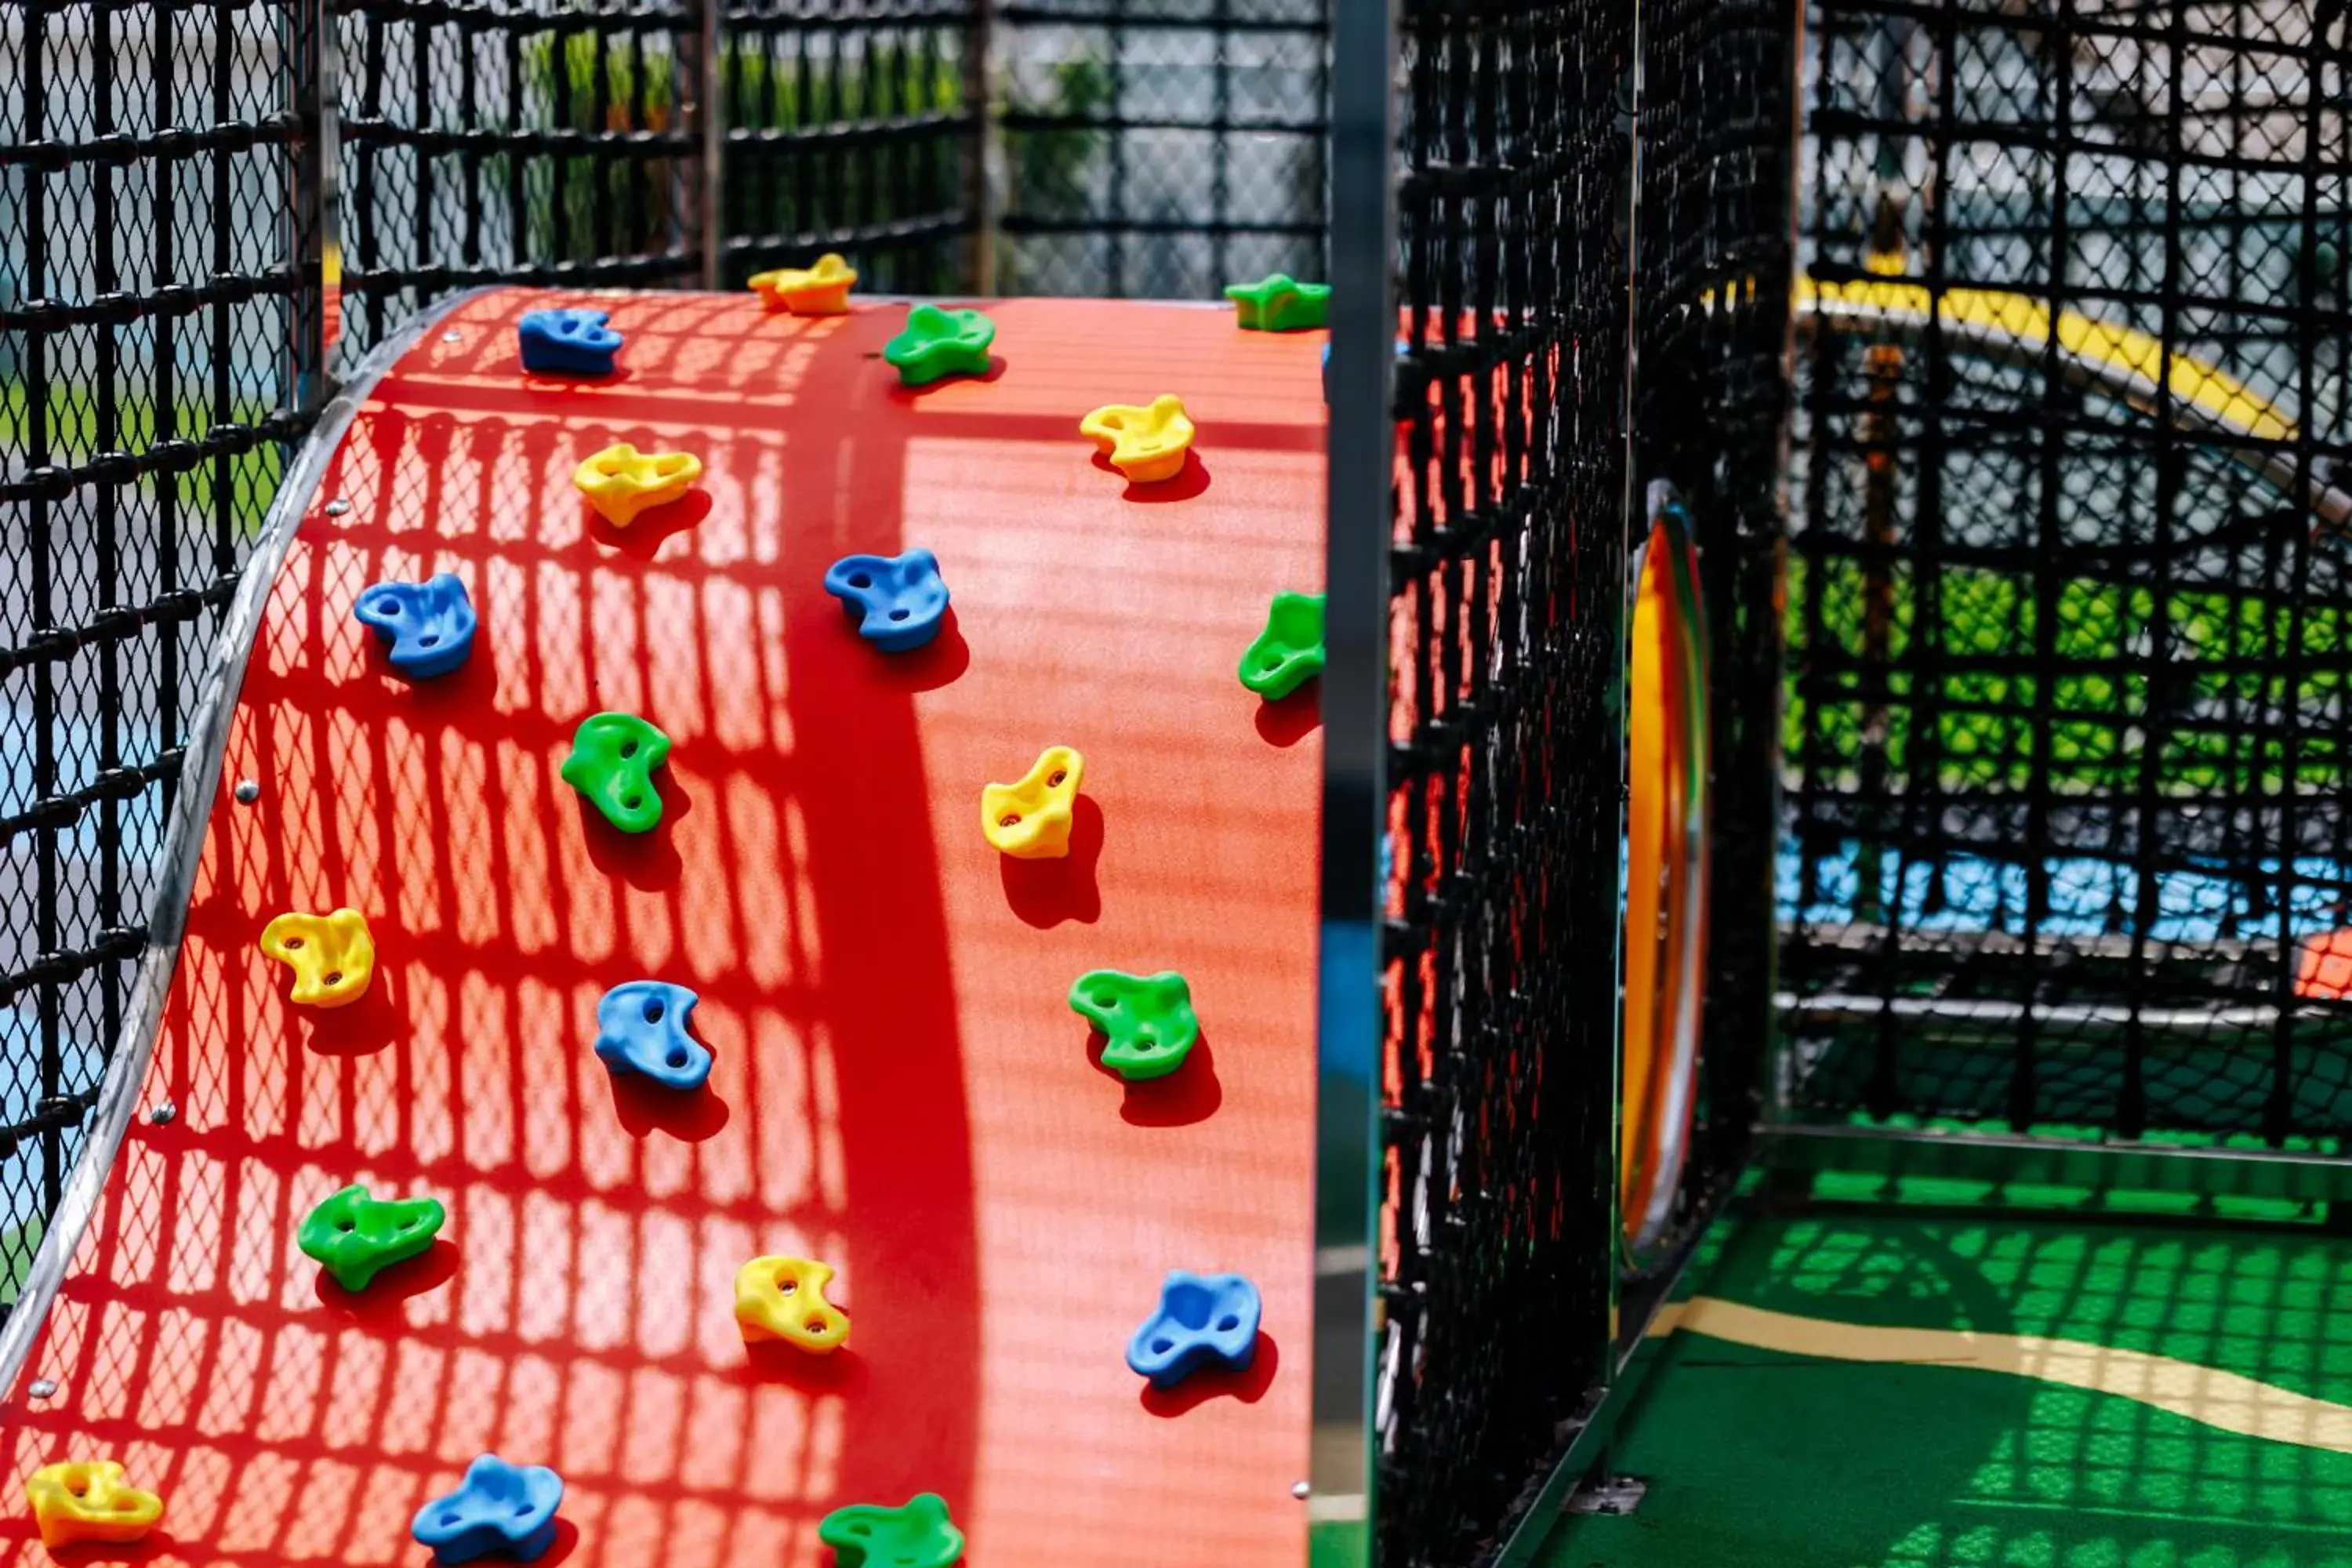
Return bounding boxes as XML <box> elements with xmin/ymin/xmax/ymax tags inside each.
<box><xmin>1312</xmin><ymin>0</ymin><xmax>1399</xmax><ymax>1555</ymax></box>
<box><xmin>694</xmin><ymin>0</ymin><xmax>724</xmax><ymax>289</ymax></box>
<box><xmin>290</xmin><ymin>0</ymin><xmax>338</xmax><ymax>403</ymax></box>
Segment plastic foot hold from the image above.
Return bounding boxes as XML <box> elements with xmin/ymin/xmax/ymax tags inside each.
<box><xmin>1080</xmin><ymin>394</ymin><xmax>1196</xmax><ymax>485</ymax></box>
<box><xmin>1240</xmin><ymin>591</ymin><xmax>1327</xmax><ymax>699</ymax></box>
<box><xmin>818</xmin><ymin>1494</ymin><xmax>964</xmax><ymax>1568</ymax></box>
<box><xmin>1225</xmin><ymin>274</ymin><xmax>1330</xmax><ymax>331</ymax></box>
<box><xmin>750</xmin><ymin>253</ymin><xmax>858</xmax><ymax>315</ymax></box>
<box><xmin>573</xmin><ymin>442</ymin><xmax>702</xmax><ymax>527</ymax></box>
<box><xmin>518</xmin><ymin>307</ymin><xmax>622</xmax><ymax>376</ymax></box>
<box><xmin>355</xmin><ymin>572</ymin><xmax>477</xmax><ymax>678</ymax></box>
<box><xmin>735</xmin><ymin>1255</ymin><xmax>851</xmax><ymax>1353</ymax></box>
<box><xmin>824</xmin><ymin>549</ymin><xmax>950</xmax><ymax>652</ymax></box>
<box><xmin>594</xmin><ymin>980</ymin><xmax>710</xmax><ymax>1091</ymax></box>
<box><xmin>1069</xmin><ymin>969</ymin><xmax>1199</xmax><ymax>1081</ymax></box>
<box><xmin>1127</xmin><ymin>1270</ymin><xmax>1262</xmax><ymax>1388</ymax></box>
<box><xmin>561</xmin><ymin>712</ymin><xmax>673</xmax><ymax>834</ymax></box>
<box><xmin>260</xmin><ymin>907</ymin><xmax>376</xmax><ymax>1008</ymax></box>
<box><xmin>412</xmin><ymin>1455</ymin><xmax>564</xmax><ymax>1564</ymax></box>
<box><xmin>25</xmin><ymin>1460</ymin><xmax>164</xmax><ymax>1550</ymax></box>
<box><xmin>884</xmin><ymin>304</ymin><xmax>996</xmax><ymax>386</ymax></box>
<box><xmin>299</xmin><ymin>1181</ymin><xmax>445</xmax><ymax>1292</ymax></box>
<box><xmin>980</xmin><ymin>746</ymin><xmax>1084</xmax><ymax>858</ymax></box>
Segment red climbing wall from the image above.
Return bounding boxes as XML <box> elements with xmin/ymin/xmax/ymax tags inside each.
<box><xmin>2</xmin><ymin>289</ymin><xmax>1326</xmax><ymax>1566</ymax></box>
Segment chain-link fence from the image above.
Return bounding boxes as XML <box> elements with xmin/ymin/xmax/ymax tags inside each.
<box><xmin>1784</xmin><ymin>2</ymin><xmax>2352</xmax><ymax>1144</ymax></box>
<box><xmin>335</xmin><ymin>0</ymin><xmax>980</xmax><ymax>363</ymax></box>
<box><xmin>993</xmin><ymin>0</ymin><xmax>1326</xmax><ymax>296</ymax></box>
<box><xmin>2</xmin><ymin>0</ymin><xmax>326</xmax><ymax>1311</ymax></box>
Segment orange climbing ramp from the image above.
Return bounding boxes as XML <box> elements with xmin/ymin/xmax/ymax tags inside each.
<box><xmin>1</xmin><ymin>289</ymin><xmax>1327</xmax><ymax>1565</ymax></box>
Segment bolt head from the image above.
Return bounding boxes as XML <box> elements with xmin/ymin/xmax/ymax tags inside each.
<box><xmin>233</xmin><ymin>779</ymin><xmax>260</xmax><ymax>804</ymax></box>
<box><xmin>27</xmin><ymin>1379</ymin><xmax>57</xmax><ymax>1399</ymax></box>
<box><xmin>324</xmin><ymin>499</ymin><xmax>351</xmax><ymax>517</ymax></box>
<box><xmin>1291</xmin><ymin>1480</ymin><xmax>1311</xmax><ymax>1501</ymax></box>
<box><xmin>149</xmin><ymin>1102</ymin><xmax>177</xmax><ymax>1126</ymax></box>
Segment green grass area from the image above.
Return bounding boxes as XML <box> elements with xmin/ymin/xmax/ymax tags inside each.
<box><xmin>1543</xmin><ymin>1210</ymin><xmax>2352</xmax><ymax>1568</ymax></box>
<box><xmin>2</xmin><ymin>1211</ymin><xmax>45</xmax><ymax>1308</ymax></box>
<box><xmin>1787</xmin><ymin>551</ymin><xmax>2352</xmax><ymax>796</ymax></box>
<box><xmin>0</xmin><ymin>376</ymin><xmax>284</xmax><ymax>534</ymax></box>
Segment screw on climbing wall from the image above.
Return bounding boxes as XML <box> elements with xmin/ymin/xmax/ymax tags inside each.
<box><xmin>1291</xmin><ymin>1481</ymin><xmax>1311</xmax><ymax>1501</ymax></box>
<box><xmin>233</xmin><ymin>779</ymin><xmax>260</xmax><ymax>805</ymax></box>
<box><xmin>27</xmin><ymin>1379</ymin><xmax>57</xmax><ymax>1399</ymax></box>
<box><xmin>324</xmin><ymin>499</ymin><xmax>351</xmax><ymax>517</ymax></box>
<box><xmin>442</xmin><ymin>330</ymin><xmax>464</xmax><ymax>343</ymax></box>
<box><xmin>149</xmin><ymin>1102</ymin><xmax>176</xmax><ymax>1126</ymax></box>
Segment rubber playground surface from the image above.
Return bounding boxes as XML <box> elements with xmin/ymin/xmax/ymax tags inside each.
<box><xmin>1541</xmin><ymin>1187</ymin><xmax>2352</xmax><ymax>1568</ymax></box>
<box><xmin>0</xmin><ymin>289</ymin><xmax>1327</xmax><ymax>1563</ymax></box>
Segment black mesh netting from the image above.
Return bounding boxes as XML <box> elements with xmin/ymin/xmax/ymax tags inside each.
<box><xmin>1635</xmin><ymin>0</ymin><xmax>1794</xmax><ymax>1243</ymax></box>
<box><xmin>993</xmin><ymin>0</ymin><xmax>1327</xmax><ymax>296</ymax></box>
<box><xmin>2</xmin><ymin>0</ymin><xmax>326</xmax><ymax>1310</ymax></box>
<box><xmin>1371</xmin><ymin>0</ymin><xmax>1791</xmax><ymax>1563</ymax></box>
<box><xmin>1787</xmin><ymin>2</ymin><xmax>2352</xmax><ymax>1143</ymax></box>
<box><xmin>334</xmin><ymin>0</ymin><xmax>980</xmax><ymax>361</ymax></box>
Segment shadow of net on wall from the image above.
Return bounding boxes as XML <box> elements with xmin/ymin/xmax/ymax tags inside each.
<box><xmin>1785</xmin><ymin>2</ymin><xmax>2352</xmax><ymax>1147</ymax></box>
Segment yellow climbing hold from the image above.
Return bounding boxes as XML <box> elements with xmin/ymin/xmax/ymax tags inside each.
<box><xmin>748</xmin><ymin>252</ymin><xmax>858</xmax><ymax>316</ymax></box>
<box><xmin>25</xmin><ymin>1460</ymin><xmax>165</xmax><ymax>1550</ymax></box>
<box><xmin>735</xmin><ymin>1256</ymin><xmax>851</xmax><ymax>1354</ymax></box>
<box><xmin>981</xmin><ymin>745</ymin><xmax>1085</xmax><ymax>859</ymax></box>
<box><xmin>1080</xmin><ymin>394</ymin><xmax>1196</xmax><ymax>485</ymax></box>
<box><xmin>572</xmin><ymin>443</ymin><xmax>703</xmax><ymax>527</ymax></box>
<box><xmin>259</xmin><ymin>907</ymin><xmax>376</xmax><ymax>1009</ymax></box>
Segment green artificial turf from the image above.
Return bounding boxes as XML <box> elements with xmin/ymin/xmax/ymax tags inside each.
<box><xmin>1539</xmin><ymin>1209</ymin><xmax>2352</xmax><ymax>1568</ymax></box>
<box><xmin>1785</xmin><ymin>550</ymin><xmax>2352</xmax><ymax>796</ymax></box>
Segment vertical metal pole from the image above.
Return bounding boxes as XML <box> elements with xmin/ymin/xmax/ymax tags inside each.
<box><xmin>1312</xmin><ymin>0</ymin><xmax>1398</xmax><ymax>1554</ymax></box>
<box><xmin>695</xmin><ymin>0</ymin><xmax>725</xmax><ymax>288</ymax></box>
<box><xmin>965</xmin><ymin>0</ymin><xmax>997</xmax><ymax>293</ymax></box>
<box><xmin>291</xmin><ymin>0</ymin><xmax>337</xmax><ymax>407</ymax></box>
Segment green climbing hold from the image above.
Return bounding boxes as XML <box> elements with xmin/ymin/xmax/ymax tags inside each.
<box><xmin>561</xmin><ymin>711</ymin><xmax>672</xmax><ymax>834</ymax></box>
<box><xmin>1224</xmin><ymin>273</ymin><xmax>1330</xmax><ymax>332</ymax></box>
<box><xmin>884</xmin><ymin>304</ymin><xmax>996</xmax><ymax>387</ymax></box>
<box><xmin>298</xmin><ymin>1182</ymin><xmax>445</xmax><ymax>1293</ymax></box>
<box><xmin>817</xmin><ymin>1493</ymin><xmax>965</xmax><ymax>1568</ymax></box>
<box><xmin>1069</xmin><ymin>969</ymin><xmax>1200</xmax><ymax>1082</ymax></box>
<box><xmin>1240</xmin><ymin>590</ymin><xmax>1327</xmax><ymax>700</ymax></box>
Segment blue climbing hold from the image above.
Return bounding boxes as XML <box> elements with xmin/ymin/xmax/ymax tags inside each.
<box><xmin>354</xmin><ymin>572</ymin><xmax>477</xmax><ymax>679</ymax></box>
<box><xmin>593</xmin><ymin>980</ymin><xmax>710</xmax><ymax>1092</ymax></box>
<box><xmin>518</xmin><ymin>307</ymin><xmax>622</xmax><ymax>376</ymax></box>
<box><xmin>411</xmin><ymin>1455</ymin><xmax>564</xmax><ymax>1564</ymax></box>
<box><xmin>1125</xmin><ymin>1270</ymin><xmax>1262</xmax><ymax>1388</ymax></box>
<box><xmin>823</xmin><ymin>549</ymin><xmax>950</xmax><ymax>653</ymax></box>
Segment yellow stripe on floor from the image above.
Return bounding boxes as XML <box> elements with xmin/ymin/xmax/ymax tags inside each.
<box><xmin>1656</xmin><ymin>1295</ymin><xmax>2352</xmax><ymax>1456</ymax></box>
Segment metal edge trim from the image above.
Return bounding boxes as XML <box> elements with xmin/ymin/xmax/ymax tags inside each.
<box><xmin>1310</xmin><ymin>0</ymin><xmax>1399</xmax><ymax>1544</ymax></box>
<box><xmin>0</xmin><ymin>292</ymin><xmax>481</xmax><ymax>1399</ymax></box>
<box><xmin>1762</xmin><ymin>1123</ymin><xmax>2352</xmax><ymax>1202</ymax></box>
<box><xmin>1488</xmin><ymin>1189</ymin><xmax>1737</xmax><ymax>1568</ymax></box>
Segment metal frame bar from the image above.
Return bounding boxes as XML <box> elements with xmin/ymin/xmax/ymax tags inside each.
<box><xmin>1309</xmin><ymin>0</ymin><xmax>1400</xmax><ymax>1552</ymax></box>
<box><xmin>1763</xmin><ymin>1122</ymin><xmax>2352</xmax><ymax>1203</ymax></box>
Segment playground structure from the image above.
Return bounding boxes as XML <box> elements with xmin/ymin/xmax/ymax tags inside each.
<box><xmin>9</xmin><ymin>0</ymin><xmax>2352</xmax><ymax>1566</ymax></box>
<box><xmin>5</xmin><ymin>285</ymin><xmax>1327</xmax><ymax>1563</ymax></box>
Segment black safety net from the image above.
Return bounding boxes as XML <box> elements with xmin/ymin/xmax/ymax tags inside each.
<box><xmin>2</xmin><ymin>0</ymin><xmax>327</xmax><ymax>1314</ymax></box>
<box><xmin>993</xmin><ymin>0</ymin><xmax>1327</xmax><ymax>296</ymax></box>
<box><xmin>1786</xmin><ymin>2</ymin><xmax>2352</xmax><ymax>1145</ymax></box>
